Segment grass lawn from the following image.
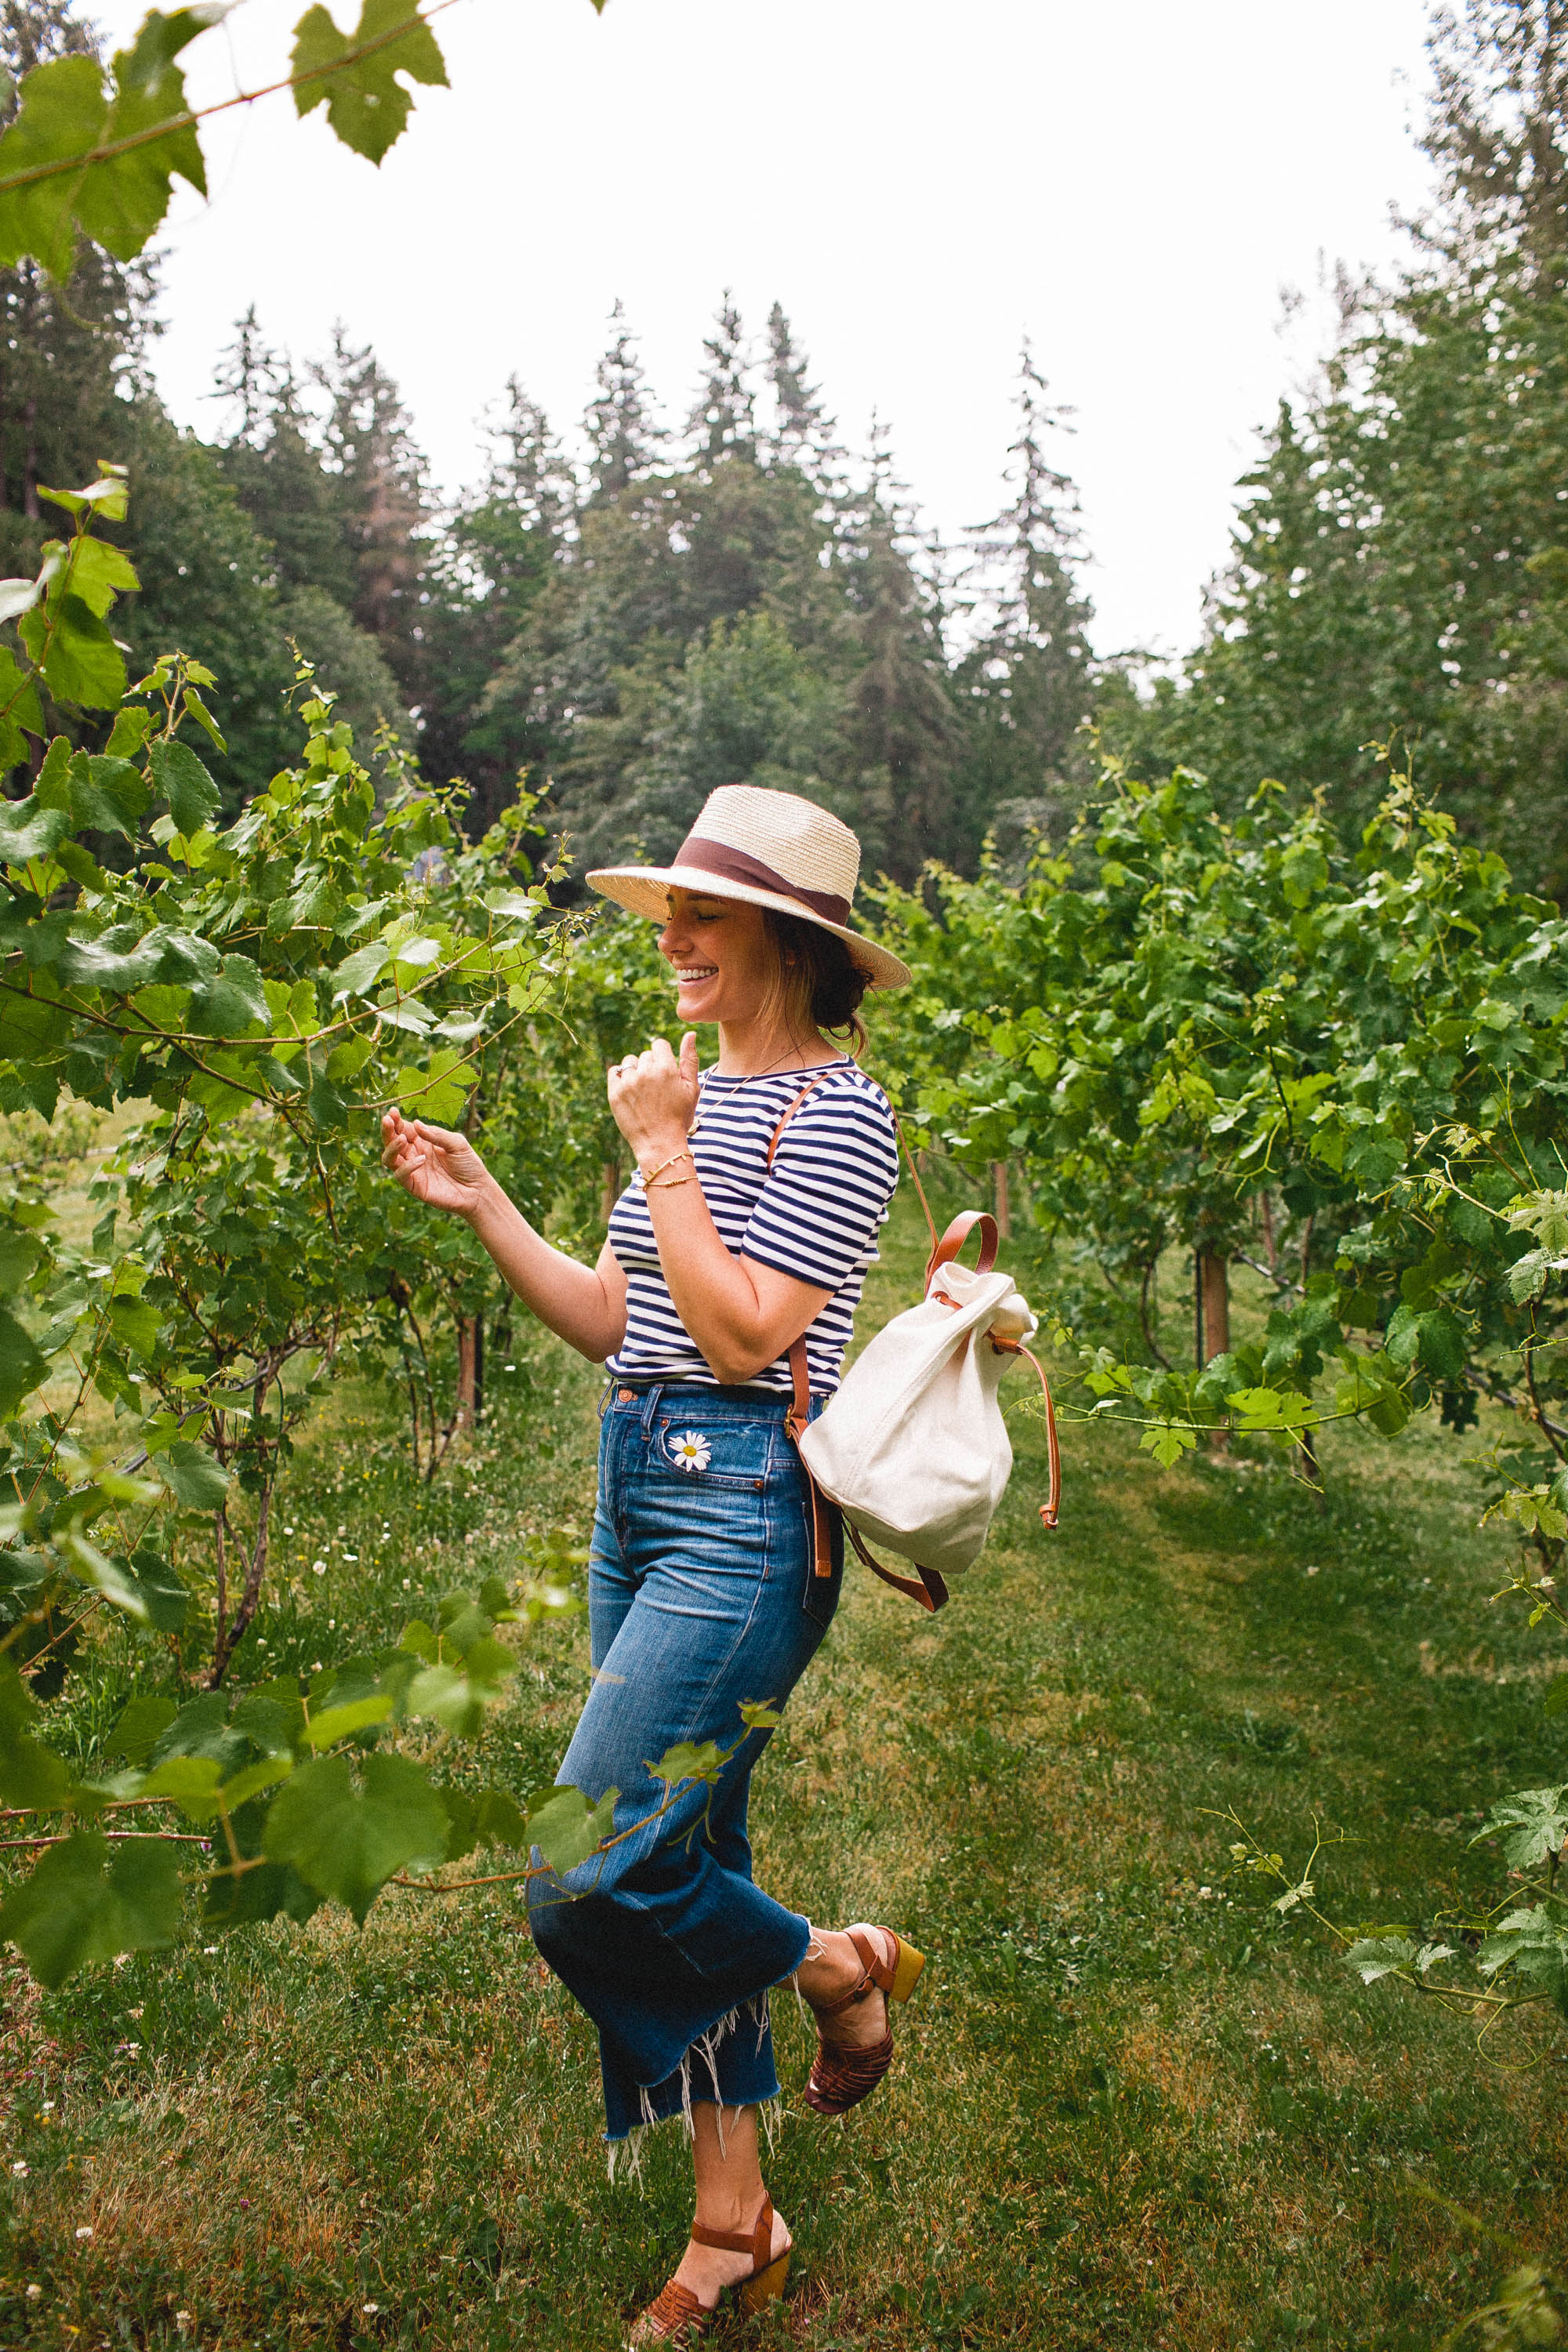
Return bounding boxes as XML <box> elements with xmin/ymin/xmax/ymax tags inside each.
<box><xmin>1</xmin><ymin>1187</ymin><xmax>1564</xmax><ymax>2350</ymax></box>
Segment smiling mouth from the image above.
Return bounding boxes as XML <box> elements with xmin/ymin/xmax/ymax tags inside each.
<box><xmin>675</xmin><ymin>966</ymin><xmax>719</xmax><ymax>984</ymax></box>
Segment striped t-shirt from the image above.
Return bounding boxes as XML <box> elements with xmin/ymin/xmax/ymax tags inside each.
<box><xmin>605</xmin><ymin>1058</ymin><xmax>900</xmax><ymax>1396</ymax></box>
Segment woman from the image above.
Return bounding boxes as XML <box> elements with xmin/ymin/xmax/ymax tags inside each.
<box><xmin>380</xmin><ymin>785</ymin><xmax>924</xmax><ymax>2341</ymax></box>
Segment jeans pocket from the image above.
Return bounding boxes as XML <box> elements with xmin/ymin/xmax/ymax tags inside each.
<box><xmin>650</xmin><ymin>1413</ymin><xmax>775</xmax><ymax>1490</ymax></box>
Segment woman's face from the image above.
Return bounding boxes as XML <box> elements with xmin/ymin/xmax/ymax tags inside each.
<box><xmin>657</xmin><ymin>888</ymin><xmax>778</xmax><ymax>1027</ymax></box>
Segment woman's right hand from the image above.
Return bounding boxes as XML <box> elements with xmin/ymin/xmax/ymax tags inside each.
<box><xmin>380</xmin><ymin>1109</ymin><xmax>492</xmax><ymax>1221</ymax></box>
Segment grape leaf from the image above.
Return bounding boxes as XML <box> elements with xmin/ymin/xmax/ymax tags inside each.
<box><xmin>526</xmin><ymin>1784</ymin><xmax>619</xmax><ymax>1876</ymax></box>
<box><xmin>647</xmin><ymin>1737</ymin><xmax>729</xmax><ymax>1789</ymax></box>
<box><xmin>0</xmin><ymin>1830</ymin><xmax>184</xmax><ymax>1986</ymax></box>
<box><xmin>162</xmin><ymin>1440</ymin><xmax>230</xmax><ymax>1512</ymax></box>
<box><xmin>291</xmin><ymin>0</ymin><xmax>449</xmax><ymax>165</ymax></box>
<box><xmin>63</xmin><ymin>535</ymin><xmax>138</xmax><ymax>618</ymax></box>
<box><xmin>67</xmin><ymin>752</ymin><xmax>148</xmax><ymax>839</ymax></box>
<box><xmin>0</xmin><ymin>16</ymin><xmax>216</xmax><ymax>281</ymax></box>
<box><xmin>110</xmin><ymin>1693</ymin><xmax>177</xmax><ymax>1766</ymax></box>
<box><xmin>1472</xmin><ymin>1785</ymin><xmax>1568</xmax><ymax>1869</ymax></box>
<box><xmin>20</xmin><ymin>592</ymin><xmax>125</xmax><ymax>708</ymax></box>
<box><xmin>148</xmin><ymin>737</ymin><xmax>220</xmax><ymax>835</ymax></box>
<box><xmin>263</xmin><ymin>1751</ymin><xmax>448</xmax><ymax>1922</ymax></box>
<box><xmin>0</xmin><ymin>792</ymin><xmax>67</xmax><ymax>866</ymax></box>
<box><xmin>189</xmin><ymin>955</ymin><xmax>268</xmax><ymax>1038</ymax></box>
<box><xmin>0</xmin><ymin>53</ymin><xmax>107</xmax><ymax>280</ymax></box>
<box><xmin>1341</xmin><ymin>1935</ymin><xmax>1417</xmax><ymax>1984</ymax></box>
<box><xmin>395</xmin><ymin>1047</ymin><xmax>476</xmax><ymax>1123</ymax></box>
<box><xmin>1139</xmin><ymin>1422</ymin><xmax>1197</xmax><ymax>1468</ymax></box>
<box><xmin>0</xmin><ymin>1301</ymin><xmax>48</xmax><ymax>1418</ymax></box>
<box><xmin>0</xmin><ymin>1659</ymin><xmax>71</xmax><ymax>1809</ymax></box>
<box><xmin>0</xmin><ymin>1228</ymin><xmax>42</xmax><ymax>1294</ymax></box>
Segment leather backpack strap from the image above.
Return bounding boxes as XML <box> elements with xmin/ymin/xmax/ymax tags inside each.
<box><xmin>786</xmin><ymin>1334</ymin><xmax>835</xmax><ymax>1582</ymax></box>
<box><xmin>769</xmin><ymin>1073</ymin><xmax>838</xmax><ymax>1581</ymax></box>
<box><xmin>766</xmin><ymin>1071</ymin><xmax>830</xmax><ymax>1167</ymax></box>
<box><xmin>926</xmin><ymin>1208</ymin><xmax>999</xmax><ymax>1289</ymax></box>
<box><xmin>843</xmin><ymin>1516</ymin><xmax>949</xmax><ymax>1613</ymax></box>
<box><xmin>991</xmin><ymin>1335</ymin><xmax>1062</xmax><ymax>1532</ymax></box>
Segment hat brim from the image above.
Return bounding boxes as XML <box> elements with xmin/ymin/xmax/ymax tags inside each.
<box><xmin>584</xmin><ymin>864</ymin><xmax>912</xmax><ymax>989</ymax></box>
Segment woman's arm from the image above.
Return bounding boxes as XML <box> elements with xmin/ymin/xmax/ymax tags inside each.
<box><xmin>608</xmin><ymin>1037</ymin><xmax>832</xmax><ymax>1386</ymax></box>
<box><xmin>380</xmin><ymin>1110</ymin><xmax>628</xmax><ymax>1363</ymax></box>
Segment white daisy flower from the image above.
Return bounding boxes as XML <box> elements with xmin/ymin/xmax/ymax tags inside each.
<box><xmin>670</xmin><ymin>1432</ymin><xmax>712</xmax><ymax>1472</ymax></box>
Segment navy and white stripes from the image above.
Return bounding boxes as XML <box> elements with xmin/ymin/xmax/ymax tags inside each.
<box><xmin>606</xmin><ymin>1058</ymin><xmax>900</xmax><ymax>1396</ymax></box>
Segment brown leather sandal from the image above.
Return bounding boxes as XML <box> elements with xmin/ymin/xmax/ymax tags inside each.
<box><xmin>804</xmin><ymin>1925</ymin><xmax>926</xmax><ymax>2118</ymax></box>
<box><xmin>627</xmin><ymin>2194</ymin><xmax>792</xmax><ymax>2343</ymax></box>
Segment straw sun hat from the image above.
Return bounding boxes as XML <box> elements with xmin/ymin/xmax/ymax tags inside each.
<box><xmin>586</xmin><ymin>785</ymin><xmax>911</xmax><ymax>990</ymax></box>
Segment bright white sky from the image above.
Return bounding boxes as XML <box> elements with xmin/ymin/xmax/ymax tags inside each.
<box><xmin>93</xmin><ymin>0</ymin><xmax>1437</xmax><ymax>662</ymax></box>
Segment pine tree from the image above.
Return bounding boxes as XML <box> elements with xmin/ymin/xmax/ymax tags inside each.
<box><xmin>835</xmin><ymin>423</ymin><xmax>962</xmax><ymax>884</ymax></box>
<box><xmin>687</xmin><ymin>294</ymin><xmax>757</xmax><ymax>466</ymax></box>
<box><xmin>1114</xmin><ymin>2</ymin><xmax>1568</xmax><ymax>891</ymax></box>
<box><xmin>417</xmin><ymin>378</ymin><xmax>575</xmax><ymax>822</ymax></box>
<box><xmin>765</xmin><ymin>302</ymin><xmax>835</xmax><ymax>474</ymax></box>
<box><xmin>583</xmin><ymin>301</ymin><xmax>664</xmax><ymax>501</ymax></box>
<box><xmin>1421</xmin><ymin>0</ymin><xmax>1568</xmax><ymax>285</ymax></box>
<box><xmin>312</xmin><ymin>328</ymin><xmax>430</xmax><ymax>681</ymax></box>
<box><xmin>212</xmin><ymin>303</ymin><xmax>274</xmax><ymax>447</ymax></box>
<box><xmin>949</xmin><ymin>343</ymin><xmax>1095</xmax><ymax>868</ymax></box>
<box><xmin>212</xmin><ymin>317</ymin><xmax>358</xmax><ymax>614</ymax></box>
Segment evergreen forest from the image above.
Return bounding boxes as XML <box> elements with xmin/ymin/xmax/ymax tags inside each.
<box><xmin>2</xmin><ymin>4</ymin><xmax>1568</xmax><ymax>2349</ymax></box>
<box><xmin>16</xmin><ymin>3</ymin><xmax>1568</xmax><ymax>901</ymax></box>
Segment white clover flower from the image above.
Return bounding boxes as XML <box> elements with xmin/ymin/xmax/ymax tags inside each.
<box><xmin>670</xmin><ymin>1432</ymin><xmax>712</xmax><ymax>1472</ymax></box>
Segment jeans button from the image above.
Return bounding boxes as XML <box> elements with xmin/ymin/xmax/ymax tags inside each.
<box><xmin>617</xmin><ymin>1388</ymin><xmax>634</xmax><ymax>1403</ymax></box>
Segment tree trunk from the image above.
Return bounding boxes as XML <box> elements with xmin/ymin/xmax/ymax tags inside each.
<box><xmin>456</xmin><ymin>1313</ymin><xmax>483</xmax><ymax>1432</ymax></box>
<box><xmin>21</xmin><ymin>392</ymin><xmax>38</xmax><ymax>521</ymax></box>
<box><xmin>1198</xmin><ymin>1247</ymin><xmax>1231</xmax><ymax>1454</ymax></box>
<box><xmin>1199</xmin><ymin>1250</ymin><xmax>1230</xmax><ymax>1361</ymax></box>
<box><xmin>601</xmin><ymin>1160</ymin><xmax>621</xmax><ymax>1223</ymax></box>
<box><xmin>993</xmin><ymin>1161</ymin><xmax>1011</xmax><ymax>1239</ymax></box>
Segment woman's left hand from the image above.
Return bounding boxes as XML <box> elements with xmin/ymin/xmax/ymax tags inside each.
<box><xmin>608</xmin><ymin>1033</ymin><xmax>700</xmax><ymax>1167</ymax></box>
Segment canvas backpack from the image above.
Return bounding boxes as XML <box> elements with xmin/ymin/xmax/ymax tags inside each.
<box><xmin>771</xmin><ymin>1076</ymin><xmax>1061</xmax><ymax>1614</ymax></box>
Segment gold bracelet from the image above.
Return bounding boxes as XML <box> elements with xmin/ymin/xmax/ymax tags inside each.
<box><xmin>645</xmin><ymin>1170</ymin><xmax>696</xmax><ymax>1190</ymax></box>
<box><xmin>639</xmin><ymin>1146</ymin><xmax>692</xmax><ymax>1185</ymax></box>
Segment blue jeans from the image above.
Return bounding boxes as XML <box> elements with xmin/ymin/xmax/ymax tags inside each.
<box><xmin>527</xmin><ymin>1381</ymin><xmax>843</xmax><ymax>2141</ymax></box>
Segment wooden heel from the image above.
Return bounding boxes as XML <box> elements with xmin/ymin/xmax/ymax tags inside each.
<box><xmin>890</xmin><ymin>1939</ymin><xmax>925</xmax><ymax>2004</ymax></box>
<box><xmin>739</xmin><ymin>2251</ymin><xmax>790</xmax><ymax>2314</ymax></box>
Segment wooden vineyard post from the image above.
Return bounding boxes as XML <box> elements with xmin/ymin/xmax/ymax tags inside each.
<box><xmin>993</xmin><ymin>1162</ymin><xmax>1011</xmax><ymax>1240</ymax></box>
<box><xmin>456</xmin><ymin>1314</ymin><xmax>484</xmax><ymax>1432</ymax></box>
<box><xmin>1197</xmin><ymin>1247</ymin><xmax>1231</xmax><ymax>1454</ymax></box>
<box><xmin>1200</xmin><ymin>1250</ymin><xmax>1230</xmax><ymax>1361</ymax></box>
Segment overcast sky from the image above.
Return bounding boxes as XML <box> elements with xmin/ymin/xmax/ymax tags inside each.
<box><xmin>93</xmin><ymin>0</ymin><xmax>1437</xmax><ymax>662</ymax></box>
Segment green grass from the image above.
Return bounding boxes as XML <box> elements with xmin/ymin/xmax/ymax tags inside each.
<box><xmin>2</xmin><ymin>1194</ymin><xmax>1565</xmax><ymax>2349</ymax></box>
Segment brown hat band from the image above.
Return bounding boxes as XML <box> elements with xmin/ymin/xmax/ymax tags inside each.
<box><xmin>670</xmin><ymin>836</ymin><xmax>852</xmax><ymax>927</ymax></box>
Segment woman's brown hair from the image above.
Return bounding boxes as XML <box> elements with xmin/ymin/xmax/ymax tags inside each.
<box><xmin>759</xmin><ymin>909</ymin><xmax>871</xmax><ymax>1056</ymax></box>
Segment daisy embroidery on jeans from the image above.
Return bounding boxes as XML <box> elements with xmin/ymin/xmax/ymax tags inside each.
<box><xmin>670</xmin><ymin>1431</ymin><xmax>712</xmax><ymax>1472</ymax></box>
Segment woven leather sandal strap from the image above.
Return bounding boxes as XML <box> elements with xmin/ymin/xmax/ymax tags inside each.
<box><xmin>641</xmin><ymin>2277</ymin><xmax>710</xmax><ymax>2339</ymax></box>
<box><xmin>808</xmin><ymin>2027</ymin><xmax>895</xmax><ymax>2113</ymax></box>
